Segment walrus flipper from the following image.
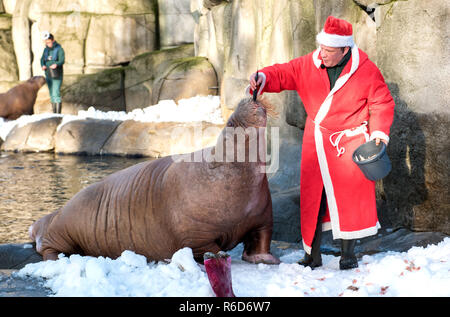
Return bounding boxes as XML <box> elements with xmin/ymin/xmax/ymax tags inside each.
<box><xmin>241</xmin><ymin>202</ymin><xmax>281</xmax><ymax>265</ymax></box>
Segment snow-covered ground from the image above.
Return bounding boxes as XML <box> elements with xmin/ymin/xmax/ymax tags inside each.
<box><xmin>16</xmin><ymin>237</ymin><xmax>450</xmax><ymax>297</ymax></box>
<box><xmin>0</xmin><ymin>95</ymin><xmax>223</xmax><ymax>141</ymax></box>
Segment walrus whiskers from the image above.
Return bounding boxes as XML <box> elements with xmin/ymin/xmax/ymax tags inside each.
<box><xmin>254</xmin><ymin>97</ymin><xmax>278</xmax><ymax>119</ymax></box>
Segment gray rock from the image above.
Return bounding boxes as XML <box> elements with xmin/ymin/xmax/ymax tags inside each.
<box><xmin>0</xmin><ymin>243</ymin><xmax>42</xmax><ymax>270</ymax></box>
<box><xmin>156</xmin><ymin>56</ymin><xmax>218</xmax><ymax>103</ymax></box>
<box><xmin>61</xmin><ymin>68</ymin><xmax>127</xmax><ymax>113</ymax></box>
<box><xmin>102</xmin><ymin>120</ymin><xmax>223</xmax><ymax>158</ymax></box>
<box><xmin>158</xmin><ymin>0</ymin><xmax>195</xmax><ymax>48</ymax></box>
<box><xmin>271</xmin><ymin>186</ymin><xmax>301</xmax><ymax>243</ymax></box>
<box><xmin>372</xmin><ymin>0</ymin><xmax>450</xmax><ymax>234</ymax></box>
<box><xmin>0</xmin><ymin>15</ymin><xmax>19</xmax><ymax>83</ymax></box>
<box><xmin>55</xmin><ymin>119</ymin><xmax>121</xmax><ymax>155</ymax></box>
<box><xmin>378</xmin><ymin>85</ymin><xmax>450</xmax><ymax>234</ymax></box>
<box><xmin>124</xmin><ymin>44</ymin><xmax>195</xmax><ymax>111</ymax></box>
<box><xmin>27</xmin><ymin>0</ymin><xmax>158</xmax><ymax>77</ymax></box>
<box><xmin>1</xmin><ymin>117</ymin><xmax>62</xmax><ymax>153</ymax></box>
<box><xmin>376</xmin><ymin>0</ymin><xmax>450</xmax><ymax>114</ymax></box>
<box><xmin>354</xmin><ymin>228</ymin><xmax>449</xmax><ymax>255</ymax></box>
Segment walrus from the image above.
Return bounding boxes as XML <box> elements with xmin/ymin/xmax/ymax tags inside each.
<box><xmin>0</xmin><ymin>76</ymin><xmax>46</xmax><ymax>120</ymax></box>
<box><xmin>29</xmin><ymin>97</ymin><xmax>280</xmax><ymax>265</ymax></box>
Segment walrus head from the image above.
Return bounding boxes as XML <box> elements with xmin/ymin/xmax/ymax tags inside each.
<box><xmin>203</xmin><ymin>97</ymin><xmax>278</xmax><ymax>167</ymax></box>
<box><xmin>226</xmin><ymin>97</ymin><xmax>277</xmax><ymax>129</ymax></box>
<box><xmin>27</xmin><ymin>76</ymin><xmax>46</xmax><ymax>89</ymax></box>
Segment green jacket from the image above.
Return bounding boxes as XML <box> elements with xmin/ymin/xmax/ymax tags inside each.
<box><xmin>40</xmin><ymin>42</ymin><xmax>65</xmax><ymax>77</ymax></box>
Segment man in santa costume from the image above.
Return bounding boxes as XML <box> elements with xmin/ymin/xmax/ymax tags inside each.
<box><xmin>248</xmin><ymin>16</ymin><xmax>395</xmax><ymax>270</ymax></box>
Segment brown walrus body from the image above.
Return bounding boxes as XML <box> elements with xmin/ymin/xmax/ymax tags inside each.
<box><xmin>0</xmin><ymin>76</ymin><xmax>46</xmax><ymax>120</ymax></box>
<box><xmin>29</xmin><ymin>97</ymin><xmax>280</xmax><ymax>264</ymax></box>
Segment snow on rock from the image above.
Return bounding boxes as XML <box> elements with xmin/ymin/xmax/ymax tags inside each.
<box><xmin>0</xmin><ymin>113</ymin><xmax>62</xmax><ymax>141</ymax></box>
<box><xmin>0</xmin><ymin>95</ymin><xmax>223</xmax><ymax>141</ymax></box>
<box><xmin>16</xmin><ymin>238</ymin><xmax>450</xmax><ymax>297</ymax></box>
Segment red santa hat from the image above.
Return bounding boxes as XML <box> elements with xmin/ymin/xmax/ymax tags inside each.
<box><xmin>316</xmin><ymin>16</ymin><xmax>355</xmax><ymax>48</ymax></box>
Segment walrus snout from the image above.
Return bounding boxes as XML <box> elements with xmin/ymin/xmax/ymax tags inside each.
<box><xmin>30</xmin><ymin>76</ymin><xmax>46</xmax><ymax>88</ymax></box>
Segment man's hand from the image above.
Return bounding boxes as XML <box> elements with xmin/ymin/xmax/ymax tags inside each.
<box><xmin>50</xmin><ymin>64</ymin><xmax>57</xmax><ymax>69</ymax></box>
<box><xmin>249</xmin><ymin>72</ymin><xmax>263</xmax><ymax>91</ymax></box>
<box><xmin>42</xmin><ymin>66</ymin><xmax>47</xmax><ymax>70</ymax></box>
<box><xmin>375</xmin><ymin>138</ymin><xmax>388</xmax><ymax>146</ymax></box>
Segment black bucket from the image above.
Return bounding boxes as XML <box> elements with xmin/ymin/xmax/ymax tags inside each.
<box><xmin>352</xmin><ymin>139</ymin><xmax>392</xmax><ymax>181</ymax></box>
<box><xmin>48</xmin><ymin>66</ymin><xmax>62</xmax><ymax>79</ymax></box>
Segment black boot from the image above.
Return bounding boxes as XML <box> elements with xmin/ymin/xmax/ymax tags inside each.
<box><xmin>298</xmin><ymin>189</ymin><xmax>327</xmax><ymax>269</ymax></box>
<box><xmin>55</xmin><ymin>102</ymin><xmax>62</xmax><ymax>114</ymax></box>
<box><xmin>339</xmin><ymin>239</ymin><xmax>358</xmax><ymax>270</ymax></box>
<box><xmin>51</xmin><ymin>103</ymin><xmax>57</xmax><ymax>113</ymax></box>
<box><xmin>298</xmin><ymin>223</ymin><xmax>323</xmax><ymax>269</ymax></box>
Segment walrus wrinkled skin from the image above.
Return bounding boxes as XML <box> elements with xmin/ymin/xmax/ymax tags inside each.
<box><xmin>29</xmin><ymin>97</ymin><xmax>280</xmax><ymax>265</ymax></box>
<box><xmin>0</xmin><ymin>76</ymin><xmax>46</xmax><ymax>120</ymax></box>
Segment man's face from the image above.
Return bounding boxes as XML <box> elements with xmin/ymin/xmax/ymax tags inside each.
<box><xmin>320</xmin><ymin>45</ymin><xmax>349</xmax><ymax>67</ymax></box>
<box><xmin>45</xmin><ymin>39</ymin><xmax>54</xmax><ymax>48</ymax></box>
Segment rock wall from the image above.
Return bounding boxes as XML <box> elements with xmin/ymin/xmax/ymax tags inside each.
<box><xmin>1</xmin><ymin>116</ymin><xmax>224</xmax><ymax>158</ymax></box>
<box><xmin>0</xmin><ymin>0</ymin><xmax>196</xmax><ymax>82</ymax></box>
<box><xmin>0</xmin><ymin>0</ymin><xmax>207</xmax><ymax>114</ymax></box>
<box><xmin>124</xmin><ymin>44</ymin><xmax>217</xmax><ymax>112</ymax></box>
<box><xmin>31</xmin><ymin>44</ymin><xmax>218</xmax><ymax>114</ymax></box>
<box><xmin>373</xmin><ymin>0</ymin><xmax>450</xmax><ymax>234</ymax></box>
<box><xmin>0</xmin><ymin>10</ymin><xmax>18</xmax><ymax>87</ymax></box>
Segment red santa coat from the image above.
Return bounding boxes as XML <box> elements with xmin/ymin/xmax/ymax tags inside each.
<box><xmin>256</xmin><ymin>46</ymin><xmax>395</xmax><ymax>254</ymax></box>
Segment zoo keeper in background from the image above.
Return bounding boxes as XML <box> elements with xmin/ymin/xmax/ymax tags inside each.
<box><xmin>41</xmin><ymin>31</ymin><xmax>65</xmax><ymax>114</ymax></box>
<box><xmin>248</xmin><ymin>16</ymin><xmax>395</xmax><ymax>270</ymax></box>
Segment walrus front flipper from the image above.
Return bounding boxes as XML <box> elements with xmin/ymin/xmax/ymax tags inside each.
<box><xmin>204</xmin><ymin>251</ymin><xmax>235</xmax><ymax>297</ymax></box>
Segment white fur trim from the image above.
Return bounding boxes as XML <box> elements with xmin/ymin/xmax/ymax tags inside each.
<box><xmin>338</xmin><ymin>222</ymin><xmax>381</xmax><ymax>240</ymax></box>
<box><xmin>315</xmin><ymin>123</ymin><xmax>342</xmax><ymax>239</ymax></box>
<box><xmin>314</xmin><ymin>46</ymin><xmax>359</xmax><ymax>123</ymax></box>
<box><xmin>316</xmin><ymin>30</ymin><xmax>355</xmax><ymax>48</ymax></box>
<box><xmin>370</xmin><ymin>131</ymin><xmax>390</xmax><ymax>143</ymax></box>
<box><xmin>302</xmin><ymin>240</ymin><xmax>312</xmax><ymax>255</ymax></box>
<box><xmin>312</xmin><ymin>48</ymin><xmax>321</xmax><ymax>69</ymax></box>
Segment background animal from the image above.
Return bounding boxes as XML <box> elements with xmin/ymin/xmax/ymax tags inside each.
<box><xmin>0</xmin><ymin>76</ymin><xmax>46</xmax><ymax>120</ymax></box>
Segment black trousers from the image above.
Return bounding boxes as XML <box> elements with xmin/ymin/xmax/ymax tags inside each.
<box><xmin>318</xmin><ymin>188</ymin><xmax>327</xmax><ymax>225</ymax></box>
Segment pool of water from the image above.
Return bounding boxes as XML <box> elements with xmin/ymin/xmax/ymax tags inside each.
<box><xmin>0</xmin><ymin>152</ymin><xmax>150</xmax><ymax>244</ymax></box>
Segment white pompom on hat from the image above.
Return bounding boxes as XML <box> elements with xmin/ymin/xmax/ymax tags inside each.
<box><xmin>316</xmin><ymin>16</ymin><xmax>355</xmax><ymax>48</ymax></box>
<box><xmin>42</xmin><ymin>31</ymin><xmax>52</xmax><ymax>40</ymax></box>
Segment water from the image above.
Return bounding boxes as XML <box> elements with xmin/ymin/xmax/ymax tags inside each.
<box><xmin>0</xmin><ymin>152</ymin><xmax>150</xmax><ymax>244</ymax></box>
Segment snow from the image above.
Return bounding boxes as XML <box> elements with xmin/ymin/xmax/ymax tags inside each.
<box><xmin>0</xmin><ymin>113</ymin><xmax>61</xmax><ymax>140</ymax></box>
<box><xmin>16</xmin><ymin>237</ymin><xmax>450</xmax><ymax>297</ymax></box>
<box><xmin>0</xmin><ymin>95</ymin><xmax>223</xmax><ymax>141</ymax></box>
